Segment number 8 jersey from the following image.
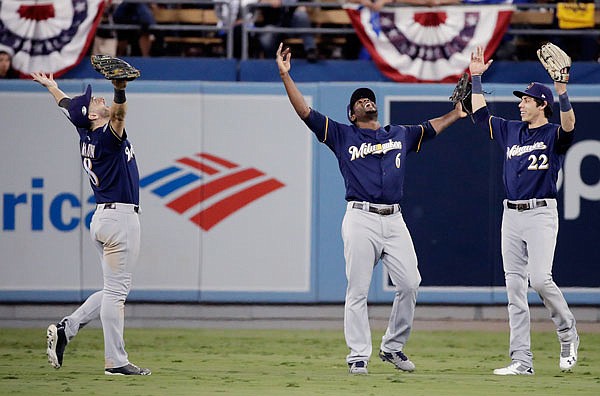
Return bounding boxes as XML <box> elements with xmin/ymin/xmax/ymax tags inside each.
<box><xmin>476</xmin><ymin>107</ymin><xmax>575</xmax><ymax>200</ymax></box>
<box><xmin>77</xmin><ymin>123</ymin><xmax>140</xmax><ymax>205</ymax></box>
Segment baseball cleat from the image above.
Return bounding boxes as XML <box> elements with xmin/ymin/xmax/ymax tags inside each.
<box><xmin>105</xmin><ymin>363</ymin><xmax>151</xmax><ymax>376</ymax></box>
<box><xmin>379</xmin><ymin>350</ymin><xmax>415</xmax><ymax>372</ymax></box>
<box><xmin>559</xmin><ymin>336</ymin><xmax>579</xmax><ymax>371</ymax></box>
<box><xmin>348</xmin><ymin>361</ymin><xmax>368</xmax><ymax>375</ymax></box>
<box><xmin>493</xmin><ymin>361</ymin><xmax>534</xmax><ymax>375</ymax></box>
<box><xmin>46</xmin><ymin>322</ymin><xmax>67</xmax><ymax>369</ymax></box>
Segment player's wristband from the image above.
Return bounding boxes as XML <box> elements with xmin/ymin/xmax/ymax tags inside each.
<box><xmin>113</xmin><ymin>88</ymin><xmax>126</xmax><ymax>104</ymax></box>
<box><xmin>472</xmin><ymin>75</ymin><xmax>483</xmax><ymax>94</ymax></box>
<box><xmin>559</xmin><ymin>92</ymin><xmax>572</xmax><ymax>112</ymax></box>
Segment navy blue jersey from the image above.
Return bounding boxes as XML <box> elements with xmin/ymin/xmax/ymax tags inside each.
<box><xmin>303</xmin><ymin>109</ymin><xmax>436</xmax><ymax>204</ymax></box>
<box><xmin>76</xmin><ymin>123</ymin><xmax>140</xmax><ymax>205</ymax></box>
<box><xmin>474</xmin><ymin>106</ymin><xmax>574</xmax><ymax>200</ymax></box>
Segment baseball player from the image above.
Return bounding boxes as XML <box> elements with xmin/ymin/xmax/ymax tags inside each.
<box><xmin>469</xmin><ymin>45</ymin><xmax>579</xmax><ymax>375</ymax></box>
<box><xmin>31</xmin><ymin>72</ymin><xmax>150</xmax><ymax>376</ymax></box>
<box><xmin>276</xmin><ymin>43</ymin><xmax>466</xmax><ymax>374</ymax></box>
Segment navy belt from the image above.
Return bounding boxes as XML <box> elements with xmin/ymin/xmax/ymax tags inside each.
<box><xmin>103</xmin><ymin>203</ymin><xmax>140</xmax><ymax>213</ymax></box>
<box><xmin>507</xmin><ymin>200</ymin><xmax>547</xmax><ymax>211</ymax></box>
<box><xmin>352</xmin><ymin>202</ymin><xmax>397</xmax><ymax>216</ymax></box>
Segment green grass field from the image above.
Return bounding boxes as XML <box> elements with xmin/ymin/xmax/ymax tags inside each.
<box><xmin>1</xmin><ymin>327</ymin><xmax>598</xmax><ymax>395</ymax></box>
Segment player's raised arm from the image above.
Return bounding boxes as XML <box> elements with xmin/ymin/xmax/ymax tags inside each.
<box><xmin>555</xmin><ymin>81</ymin><xmax>575</xmax><ymax>132</ymax></box>
<box><xmin>276</xmin><ymin>43</ymin><xmax>311</xmax><ymax>119</ymax></box>
<box><xmin>89</xmin><ymin>54</ymin><xmax>140</xmax><ymax>138</ymax></box>
<box><xmin>428</xmin><ymin>103</ymin><xmax>466</xmax><ymax>135</ymax></box>
<box><xmin>536</xmin><ymin>42</ymin><xmax>576</xmax><ymax>132</ymax></box>
<box><xmin>469</xmin><ymin>46</ymin><xmax>493</xmax><ymax>113</ymax></box>
<box><xmin>110</xmin><ymin>79</ymin><xmax>128</xmax><ymax>138</ymax></box>
<box><xmin>30</xmin><ymin>72</ymin><xmax>69</xmax><ymax>104</ymax></box>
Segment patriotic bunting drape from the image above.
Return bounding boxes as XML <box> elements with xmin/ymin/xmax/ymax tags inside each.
<box><xmin>0</xmin><ymin>2</ymin><xmax>513</xmax><ymax>81</ymax></box>
<box><xmin>0</xmin><ymin>0</ymin><xmax>105</xmax><ymax>78</ymax></box>
<box><xmin>346</xmin><ymin>5</ymin><xmax>514</xmax><ymax>83</ymax></box>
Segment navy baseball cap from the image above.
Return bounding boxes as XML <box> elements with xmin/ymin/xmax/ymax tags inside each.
<box><xmin>68</xmin><ymin>84</ymin><xmax>92</xmax><ymax>129</ymax></box>
<box><xmin>513</xmin><ymin>82</ymin><xmax>554</xmax><ymax>115</ymax></box>
<box><xmin>347</xmin><ymin>87</ymin><xmax>376</xmax><ymax>122</ymax></box>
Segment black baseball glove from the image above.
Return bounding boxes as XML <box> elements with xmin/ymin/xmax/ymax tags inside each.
<box><xmin>449</xmin><ymin>72</ymin><xmax>472</xmax><ymax>115</ymax></box>
<box><xmin>91</xmin><ymin>54</ymin><xmax>140</xmax><ymax>81</ymax></box>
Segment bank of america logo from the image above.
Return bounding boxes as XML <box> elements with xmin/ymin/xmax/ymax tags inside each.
<box><xmin>140</xmin><ymin>153</ymin><xmax>285</xmax><ymax>231</ymax></box>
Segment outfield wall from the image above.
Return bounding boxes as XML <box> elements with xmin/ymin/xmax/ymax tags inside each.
<box><xmin>0</xmin><ymin>80</ymin><xmax>598</xmax><ymax>305</ymax></box>
<box><xmin>61</xmin><ymin>58</ymin><xmax>600</xmax><ymax>84</ymax></box>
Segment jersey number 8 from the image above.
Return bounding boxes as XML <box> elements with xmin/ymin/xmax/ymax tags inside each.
<box><xmin>83</xmin><ymin>157</ymin><xmax>100</xmax><ymax>186</ymax></box>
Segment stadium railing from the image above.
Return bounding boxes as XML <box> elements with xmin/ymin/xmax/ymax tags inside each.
<box><xmin>240</xmin><ymin>1</ymin><xmax>357</xmax><ymax>60</ymax></box>
<box><xmin>241</xmin><ymin>2</ymin><xmax>600</xmax><ymax>60</ymax></box>
<box><xmin>98</xmin><ymin>0</ymin><xmax>234</xmax><ymax>58</ymax></box>
<box><xmin>99</xmin><ymin>1</ymin><xmax>600</xmax><ymax>60</ymax></box>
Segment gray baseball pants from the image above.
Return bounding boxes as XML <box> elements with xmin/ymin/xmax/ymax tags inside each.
<box><xmin>342</xmin><ymin>202</ymin><xmax>421</xmax><ymax>364</ymax></box>
<box><xmin>61</xmin><ymin>203</ymin><xmax>141</xmax><ymax>369</ymax></box>
<box><xmin>501</xmin><ymin>199</ymin><xmax>577</xmax><ymax>368</ymax></box>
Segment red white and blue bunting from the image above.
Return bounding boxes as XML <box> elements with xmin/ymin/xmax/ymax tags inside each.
<box><xmin>346</xmin><ymin>5</ymin><xmax>514</xmax><ymax>82</ymax></box>
<box><xmin>0</xmin><ymin>0</ymin><xmax>105</xmax><ymax>77</ymax></box>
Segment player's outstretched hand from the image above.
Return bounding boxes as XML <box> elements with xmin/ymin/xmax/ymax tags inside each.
<box><xmin>30</xmin><ymin>72</ymin><xmax>58</xmax><ymax>89</ymax></box>
<box><xmin>454</xmin><ymin>101</ymin><xmax>468</xmax><ymax>119</ymax></box>
<box><xmin>469</xmin><ymin>46</ymin><xmax>493</xmax><ymax>76</ymax></box>
<box><xmin>276</xmin><ymin>42</ymin><xmax>291</xmax><ymax>75</ymax></box>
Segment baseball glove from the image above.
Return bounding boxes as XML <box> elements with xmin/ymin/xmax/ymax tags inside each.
<box><xmin>537</xmin><ymin>42</ymin><xmax>571</xmax><ymax>83</ymax></box>
<box><xmin>90</xmin><ymin>54</ymin><xmax>140</xmax><ymax>81</ymax></box>
<box><xmin>449</xmin><ymin>72</ymin><xmax>472</xmax><ymax>115</ymax></box>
